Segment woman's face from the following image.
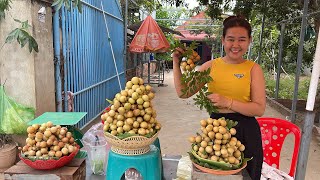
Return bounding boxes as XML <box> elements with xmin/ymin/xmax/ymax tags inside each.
<box><xmin>222</xmin><ymin>26</ymin><xmax>251</xmax><ymax>62</ymax></box>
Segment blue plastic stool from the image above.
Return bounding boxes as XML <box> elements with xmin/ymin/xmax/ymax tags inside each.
<box><xmin>106</xmin><ymin>145</ymin><xmax>162</xmax><ymax>180</ymax></box>
<box><xmin>153</xmin><ymin>138</ymin><xmax>161</xmax><ymax>151</ymax></box>
<box><xmin>153</xmin><ymin>138</ymin><xmax>164</xmax><ymax>179</ymax></box>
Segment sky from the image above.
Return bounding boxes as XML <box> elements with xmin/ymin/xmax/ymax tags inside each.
<box><xmin>185</xmin><ymin>0</ymin><xmax>200</xmax><ymax>9</ymax></box>
<box><xmin>184</xmin><ymin>0</ymin><xmax>236</xmax><ymax>11</ymax></box>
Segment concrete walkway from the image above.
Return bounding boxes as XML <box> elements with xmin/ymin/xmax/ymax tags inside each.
<box><xmin>152</xmin><ymin>70</ymin><xmax>320</xmax><ymax>180</ymax></box>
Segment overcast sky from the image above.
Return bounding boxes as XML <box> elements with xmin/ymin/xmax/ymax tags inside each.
<box><xmin>185</xmin><ymin>0</ymin><xmax>199</xmax><ymax>9</ymax></box>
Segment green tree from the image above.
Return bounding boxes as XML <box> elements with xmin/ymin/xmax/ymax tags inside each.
<box><xmin>156</xmin><ymin>6</ymin><xmax>187</xmax><ymax>28</ymax></box>
<box><xmin>155</xmin><ymin>5</ymin><xmax>187</xmax><ymax>61</ymax></box>
<box><xmin>193</xmin><ymin>0</ymin><xmax>317</xmax><ymax>73</ymax></box>
<box><xmin>0</xmin><ymin>0</ymin><xmax>81</xmax><ymax>53</ymax></box>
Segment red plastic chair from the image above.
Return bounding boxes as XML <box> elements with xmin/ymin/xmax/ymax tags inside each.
<box><xmin>256</xmin><ymin>117</ymin><xmax>301</xmax><ymax>177</ymax></box>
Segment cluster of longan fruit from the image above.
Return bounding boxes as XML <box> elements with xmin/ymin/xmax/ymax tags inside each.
<box><xmin>189</xmin><ymin>117</ymin><xmax>245</xmax><ymax>165</ymax></box>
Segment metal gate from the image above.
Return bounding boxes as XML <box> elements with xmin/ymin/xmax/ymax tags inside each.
<box><xmin>53</xmin><ymin>0</ymin><xmax>125</xmax><ymax>129</ymax></box>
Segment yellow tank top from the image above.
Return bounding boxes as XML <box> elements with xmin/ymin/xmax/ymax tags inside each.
<box><xmin>207</xmin><ymin>58</ymin><xmax>255</xmax><ymax>103</ymax></box>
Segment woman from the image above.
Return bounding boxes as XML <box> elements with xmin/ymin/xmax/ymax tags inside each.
<box><xmin>172</xmin><ymin>15</ymin><xmax>265</xmax><ymax>180</ymax></box>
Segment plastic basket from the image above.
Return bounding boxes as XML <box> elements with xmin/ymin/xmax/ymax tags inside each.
<box><xmin>19</xmin><ymin>145</ymin><xmax>80</xmax><ymax>170</ymax></box>
<box><xmin>104</xmin><ymin>131</ymin><xmax>159</xmax><ymax>155</ymax></box>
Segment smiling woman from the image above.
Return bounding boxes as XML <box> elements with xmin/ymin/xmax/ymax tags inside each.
<box><xmin>172</xmin><ymin>15</ymin><xmax>266</xmax><ymax>180</ymax></box>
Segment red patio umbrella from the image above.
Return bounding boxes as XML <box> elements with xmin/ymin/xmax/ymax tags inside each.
<box><xmin>129</xmin><ymin>15</ymin><xmax>170</xmax><ymax>53</ymax></box>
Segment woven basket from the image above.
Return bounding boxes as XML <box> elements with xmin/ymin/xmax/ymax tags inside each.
<box><xmin>104</xmin><ymin>131</ymin><xmax>159</xmax><ymax>155</ymax></box>
<box><xmin>193</xmin><ymin>161</ymin><xmax>247</xmax><ymax>175</ymax></box>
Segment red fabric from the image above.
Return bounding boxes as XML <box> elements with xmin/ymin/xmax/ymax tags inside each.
<box><xmin>129</xmin><ymin>15</ymin><xmax>170</xmax><ymax>53</ymax></box>
<box><xmin>257</xmin><ymin>117</ymin><xmax>301</xmax><ymax>177</ymax></box>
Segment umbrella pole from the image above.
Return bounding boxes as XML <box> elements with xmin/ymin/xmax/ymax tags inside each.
<box><xmin>148</xmin><ymin>57</ymin><xmax>151</xmax><ymax>84</ymax></box>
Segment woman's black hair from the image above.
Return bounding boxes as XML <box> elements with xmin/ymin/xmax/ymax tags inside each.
<box><xmin>222</xmin><ymin>15</ymin><xmax>252</xmax><ymax>38</ymax></box>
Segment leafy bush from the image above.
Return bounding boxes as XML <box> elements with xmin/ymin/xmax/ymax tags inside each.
<box><xmin>265</xmin><ymin>74</ymin><xmax>316</xmax><ymax>100</ymax></box>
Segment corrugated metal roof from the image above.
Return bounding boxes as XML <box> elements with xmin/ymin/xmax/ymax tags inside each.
<box><xmin>175</xmin><ymin>11</ymin><xmax>215</xmax><ymax>41</ymax></box>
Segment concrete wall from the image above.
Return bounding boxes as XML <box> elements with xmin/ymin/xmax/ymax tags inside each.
<box><xmin>0</xmin><ymin>0</ymin><xmax>55</xmax><ymax>116</ymax></box>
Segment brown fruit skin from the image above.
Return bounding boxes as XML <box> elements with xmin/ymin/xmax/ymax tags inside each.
<box><xmin>195</xmin><ymin>136</ymin><xmax>202</xmax><ymax>143</ymax></box>
<box><xmin>230</xmin><ymin>128</ymin><xmax>237</xmax><ymax>135</ymax></box>
<box><xmin>27</xmin><ymin>126</ymin><xmax>35</xmax><ymax>134</ymax></box>
<box><xmin>189</xmin><ymin>136</ymin><xmax>196</xmax><ymax>143</ymax></box>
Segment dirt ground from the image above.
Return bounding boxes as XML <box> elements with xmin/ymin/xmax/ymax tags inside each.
<box><xmin>152</xmin><ymin>70</ymin><xmax>320</xmax><ymax>180</ymax></box>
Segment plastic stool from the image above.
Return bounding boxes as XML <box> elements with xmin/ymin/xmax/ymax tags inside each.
<box><xmin>106</xmin><ymin>145</ymin><xmax>162</xmax><ymax>180</ymax></box>
<box><xmin>153</xmin><ymin>137</ymin><xmax>161</xmax><ymax>151</ymax></box>
<box><xmin>153</xmin><ymin>138</ymin><xmax>164</xmax><ymax>179</ymax></box>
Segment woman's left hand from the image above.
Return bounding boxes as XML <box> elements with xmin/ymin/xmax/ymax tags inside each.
<box><xmin>207</xmin><ymin>93</ymin><xmax>231</xmax><ymax>109</ymax></box>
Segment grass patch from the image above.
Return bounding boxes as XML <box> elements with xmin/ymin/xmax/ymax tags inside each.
<box><xmin>264</xmin><ymin>74</ymin><xmax>315</xmax><ymax>100</ymax></box>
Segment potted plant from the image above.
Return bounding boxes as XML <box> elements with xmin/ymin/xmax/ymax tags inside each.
<box><xmin>0</xmin><ymin>134</ymin><xmax>17</xmax><ymax>169</ymax></box>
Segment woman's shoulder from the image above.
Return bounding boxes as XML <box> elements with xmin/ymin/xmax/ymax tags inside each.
<box><xmin>206</xmin><ymin>57</ymin><xmax>222</xmax><ymax>65</ymax></box>
<box><xmin>246</xmin><ymin>60</ymin><xmax>261</xmax><ymax>68</ymax></box>
<box><xmin>245</xmin><ymin>59</ymin><xmax>255</xmax><ymax>64</ymax></box>
<box><xmin>244</xmin><ymin>59</ymin><xmax>258</xmax><ymax>69</ymax></box>
<box><xmin>198</xmin><ymin>59</ymin><xmax>214</xmax><ymax>71</ymax></box>
<box><xmin>248</xmin><ymin>60</ymin><xmax>263</xmax><ymax>75</ymax></box>
<box><xmin>198</xmin><ymin>57</ymin><xmax>223</xmax><ymax>71</ymax></box>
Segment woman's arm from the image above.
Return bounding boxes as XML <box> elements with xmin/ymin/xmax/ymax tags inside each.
<box><xmin>172</xmin><ymin>48</ymin><xmax>186</xmax><ymax>98</ymax></box>
<box><xmin>172</xmin><ymin>49</ymin><xmax>212</xmax><ymax>98</ymax></box>
<box><xmin>207</xmin><ymin>63</ymin><xmax>266</xmax><ymax>117</ymax></box>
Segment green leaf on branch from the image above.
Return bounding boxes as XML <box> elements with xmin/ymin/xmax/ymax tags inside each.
<box><xmin>181</xmin><ymin>66</ymin><xmax>218</xmax><ymax>115</ymax></box>
<box><xmin>28</xmin><ymin>36</ymin><xmax>38</xmax><ymax>53</ymax></box>
<box><xmin>77</xmin><ymin>1</ymin><xmax>82</xmax><ymax>13</ymax></box>
<box><xmin>226</xmin><ymin>119</ymin><xmax>238</xmax><ymax>130</ymax></box>
<box><xmin>5</xmin><ymin>20</ymin><xmax>39</xmax><ymax>53</ymax></box>
<box><xmin>169</xmin><ymin>40</ymin><xmax>199</xmax><ymax>58</ymax></box>
<box><xmin>52</xmin><ymin>0</ymin><xmax>82</xmax><ymax>13</ymax></box>
<box><xmin>0</xmin><ymin>0</ymin><xmax>11</xmax><ymax>20</ymax></box>
<box><xmin>52</xmin><ymin>0</ymin><xmax>63</xmax><ymax>7</ymax></box>
<box><xmin>175</xmin><ymin>42</ymin><xmax>217</xmax><ymax>114</ymax></box>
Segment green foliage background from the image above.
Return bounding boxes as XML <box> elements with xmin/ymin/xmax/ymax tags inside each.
<box><xmin>265</xmin><ymin>74</ymin><xmax>312</xmax><ymax>100</ymax></box>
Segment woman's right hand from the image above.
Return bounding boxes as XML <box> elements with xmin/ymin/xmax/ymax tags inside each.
<box><xmin>172</xmin><ymin>47</ymin><xmax>185</xmax><ymax>63</ymax></box>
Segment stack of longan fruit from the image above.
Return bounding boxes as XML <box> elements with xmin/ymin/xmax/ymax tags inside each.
<box><xmin>189</xmin><ymin>117</ymin><xmax>245</xmax><ymax>165</ymax></box>
<box><xmin>102</xmin><ymin>77</ymin><xmax>161</xmax><ymax>137</ymax></box>
<box><xmin>20</xmin><ymin>121</ymin><xmax>78</xmax><ymax>159</ymax></box>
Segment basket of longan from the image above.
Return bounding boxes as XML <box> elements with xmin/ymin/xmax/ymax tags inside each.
<box><xmin>188</xmin><ymin>117</ymin><xmax>251</xmax><ymax>175</ymax></box>
<box><xmin>102</xmin><ymin>77</ymin><xmax>161</xmax><ymax>155</ymax></box>
<box><xmin>19</xmin><ymin>121</ymin><xmax>79</xmax><ymax>170</ymax></box>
